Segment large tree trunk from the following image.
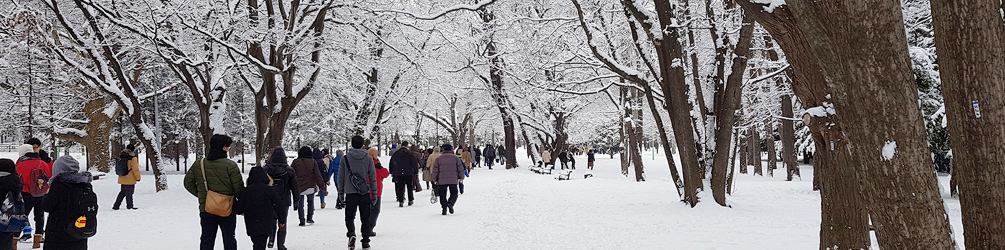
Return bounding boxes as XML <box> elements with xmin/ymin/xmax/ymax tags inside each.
<box><xmin>55</xmin><ymin>95</ymin><xmax>118</xmax><ymax>172</ymax></box>
<box><xmin>781</xmin><ymin>1</ymin><xmax>956</xmax><ymax>248</ymax></box>
<box><xmin>710</xmin><ymin>13</ymin><xmax>756</xmax><ymax>206</ymax></box>
<box><xmin>929</xmin><ymin>1</ymin><xmax>1005</xmax><ymax>248</ymax></box>
<box><xmin>780</xmin><ymin>94</ymin><xmax>799</xmax><ymax>180</ymax></box>
<box><xmin>749</xmin><ymin>128</ymin><xmax>761</xmax><ymax>175</ymax></box>
<box><xmin>812</xmin><ymin>116</ymin><xmax>871</xmax><ymax>249</ymax></box>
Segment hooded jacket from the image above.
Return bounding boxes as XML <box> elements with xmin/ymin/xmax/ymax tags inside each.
<box><xmin>432</xmin><ymin>151</ymin><xmax>465</xmax><ymax>185</ymax></box>
<box><xmin>234</xmin><ymin>167</ymin><xmax>281</xmax><ymax>236</ymax></box>
<box><xmin>328</xmin><ymin>150</ymin><xmax>343</xmax><ymax>184</ymax></box>
<box><xmin>0</xmin><ymin>159</ymin><xmax>23</xmax><ymax>202</ymax></box>
<box><xmin>118</xmin><ymin>149</ymin><xmax>142</xmax><ymax>185</ymax></box>
<box><xmin>265</xmin><ymin>147</ymin><xmax>299</xmax><ymax>207</ymax></box>
<box><xmin>292</xmin><ymin>147</ymin><xmax>326</xmax><ymax>194</ymax></box>
<box><xmin>312</xmin><ymin>148</ymin><xmax>328</xmax><ymax>183</ymax></box>
<box><xmin>16</xmin><ymin>151</ymin><xmax>52</xmax><ymax>193</ymax></box>
<box><xmin>336</xmin><ymin>148</ymin><xmax>377</xmax><ymax>196</ymax></box>
<box><xmin>389</xmin><ymin>147</ymin><xmax>419</xmax><ymax>179</ymax></box>
<box><xmin>42</xmin><ymin>156</ymin><xmax>93</xmax><ymax>248</ymax></box>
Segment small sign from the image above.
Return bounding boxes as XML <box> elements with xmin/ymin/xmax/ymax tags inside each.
<box><xmin>830</xmin><ymin>141</ymin><xmax>834</xmax><ymax>151</ymax></box>
<box><xmin>973</xmin><ymin>101</ymin><xmax>982</xmax><ymax>118</ymax></box>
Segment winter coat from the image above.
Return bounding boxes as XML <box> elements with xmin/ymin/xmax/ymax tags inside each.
<box><xmin>0</xmin><ymin>160</ymin><xmax>23</xmax><ymax>206</ymax></box>
<box><xmin>374</xmin><ymin>165</ymin><xmax>389</xmax><ymax>197</ymax></box>
<box><xmin>265</xmin><ymin>147</ymin><xmax>299</xmax><ymax>207</ymax></box>
<box><xmin>184</xmin><ymin>157</ymin><xmax>244</xmax><ymax>213</ymax></box>
<box><xmin>389</xmin><ymin>148</ymin><xmax>419</xmax><ymax>180</ymax></box>
<box><xmin>483</xmin><ymin>146</ymin><xmax>496</xmax><ymax>158</ymax></box>
<box><xmin>336</xmin><ymin>149</ymin><xmax>377</xmax><ymax>196</ymax></box>
<box><xmin>558</xmin><ymin>152</ymin><xmax>569</xmax><ymax>163</ymax></box>
<box><xmin>423</xmin><ymin>151</ymin><xmax>440</xmax><ymax>182</ymax></box>
<box><xmin>461</xmin><ymin>151</ymin><xmax>473</xmax><ymax>168</ymax></box>
<box><xmin>542</xmin><ymin>150</ymin><xmax>552</xmax><ymax>163</ymax></box>
<box><xmin>472</xmin><ymin>147</ymin><xmax>481</xmax><ymax>159</ymax></box>
<box><xmin>329</xmin><ymin>155</ymin><xmax>342</xmax><ymax>184</ymax></box>
<box><xmin>588</xmin><ymin>151</ymin><xmax>596</xmax><ymax>162</ymax></box>
<box><xmin>497</xmin><ymin>146</ymin><xmax>506</xmax><ymax>157</ymax></box>
<box><xmin>16</xmin><ymin>153</ymin><xmax>52</xmax><ymax>193</ymax></box>
<box><xmin>118</xmin><ymin>150</ymin><xmax>141</xmax><ymax>185</ymax></box>
<box><xmin>234</xmin><ymin>167</ymin><xmax>281</xmax><ymax>237</ymax></box>
<box><xmin>432</xmin><ymin>152</ymin><xmax>465</xmax><ymax>185</ymax></box>
<box><xmin>292</xmin><ymin>157</ymin><xmax>326</xmax><ymax>194</ymax></box>
<box><xmin>312</xmin><ymin>148</ymin><xmax>328</xmax><ymax>184</ymax></box>
<box><xmin>42</xmin><ymin>156</ymin><xmax>93</xmax><ymax>250</ymax></box>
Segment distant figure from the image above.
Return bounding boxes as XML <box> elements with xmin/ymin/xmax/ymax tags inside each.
<box><xmin>389</xmin><ymin>142</ymin><xmax>420</xmax><ymax>207</ymax></box>
<box><xmin>112</xmin><ymin>148</ymin><xmax>141</xmax><ymax>210</ymax></box>
<box><xmin>558</xmin><ymin>150</ymin><xmax>570</xmax><ymax>170</ymax></box>
<box><xmin>234</xmin><ymin>167</ymin><xmax>280</xmax><ymax>250</ymax></box>
<box><xmin>542</xmin><ymin>148</ymin><xmax>553</xmax><ymax>169</ymax></box>
<box><xmin>367</xmin><ymin>147</ymin><xmax>389</xmax><ymax>237</ymax></box>
<box><xmin>433</xmin><ymin>144</ymin><xmax>465</xmax><ymax>215</ymax></box>
<box><xmin>471</xmin><ymin>146</ymin><xmax>481</xmax><ymax>168</ymax></box>
<box><xmin>423</xmin><ymin>148</ymin><xmax>441</xmax><ymax>189</ymax></box>
<box><xmin>587</xmin><ymin>150</ymin><xmax>596</xmax><ymax>170</ymax></box>
<box><xmin>483</xmin><ymin>145</ymin><xmax>496</xmax><ymax>170</ymax></box>
<box><xmin>315</xmin><ymin>148</ymin><xmax>330</xmax><ymax>209</ymax></box>
<box><xmin>496</xmin><ymin>145</ymin><xmax>506</xmax><ymax>166</ymax></box>
<box><xmin>292</xmin><ymin>147</ymin><xmax>326</xmax><ymax>226</ymax></box>
<box><xmin>329</xmin><ymin>150</ymin><xmax>345</xmax><ymax>210</ymax></box>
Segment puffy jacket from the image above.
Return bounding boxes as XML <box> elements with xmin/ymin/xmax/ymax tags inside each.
<box><xmin>16</xmin><ymin>153</ymin><xmax>52</xmax><ymax>193</ymax></box>
<box><xmin>118</xmin><ymin>151</ymin><xmax>141</xmax><ymax>185</ymax></box>
<box><xmin>292</xmin><ymin>158</ymin><xmax>325</xmax><ymax>194</ymax></box>
<box><xmin>389</xmin><ymin>148</ymin><xmax>419</xmax><ymax>178</ymax></box>
<box><xmin>0</xmin><ymin>160</ymin><xmax>23</xmax><ymax>205</ymax></box>
<box><xmin>234</xmin><ymin>167</ymin><xmax>281</xmax><ymax>237</ymax></box>
<box><xmin>374</xmin><ymin>166</ymin><xmax>389</xmax><ymax>197</ymax></box>
<box><xmin>328</xmin><ymin>155</ymin><xmax>341</xmax><ymax>184</ymax></box>
<box><xmin>432</xmin><ymin>152</ymin><xmax>465</xmax><ymax>185</ymax></box>
<box><xmin>184</xmin><ymin>158</ymin><xmax>244</xmax><ymax>213</ymax></box>
<box><xmin>483</xmin><ymin>146</ymin><xmax>496</xmax><ymax>158</ymax></box>
<box><xmin>42</xmin><ymin>156</ymin><xmax>93</xmax><ymax>249</ymax></box>
<box><xmin>336</xmin><ymin>149</ymin><xmax>377</xmax><ymax>196</ymax></box>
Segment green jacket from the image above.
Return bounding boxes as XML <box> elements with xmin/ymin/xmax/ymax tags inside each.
<box><xmin>184</xmin><ymin>158</ymin><xmax>244</xmax><ymax>213</ymax></box>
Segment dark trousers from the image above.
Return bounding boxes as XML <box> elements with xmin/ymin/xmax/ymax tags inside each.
<box><xmin>571</xmin><ymin>158</ymin><xmax>576</xmax><ymax>170</ymax></box>
<box><xmin>269</xmin><ymin>205</ymin><xmax>290</xmax><ymax>247</ymax></box>
<box><xmin>485</xmin><ymin>157</ymin><xmax>495</xmax><ymax>169</ymax></box>
<box><xmin>250</xmin><ymin>235</ymin><xmax>268</xmax><ymax>250</ymax></box>
<box><xmin>560</xmin><ymin>161</ymin><xmax>569</xmax><ymax>170</ymax></box>
<box><xmin>199</xmin><ymin>212</ymin><xmax>237</xmax><ymax>250</ymax></box>
<box><xmin>499</xmin><ymin>155</ymin><xmax>505</xmax><ymax>165</ymax></box>
<box><xmin>298</xmin><ymin>194</ymin><xmax>315</xmax><ymax>223</ymax></box>
<box><xmin>0</xmin><ymin>232</ymin><xmax>12</xmax><ymax>250</ymax></box>
<box><xmin>113</xmin><ymin>184</ymin><xmax>135</xmax><ymax>209</ymax></box>
<box><xmin>344</xmin><ymin>194</ymin><xmax>372</xmax><ymax>243</ymax></box>
<box><xmin>394</xmin><ymin>178</ymin><xmax>415</xmax><ymax>202</ymax></box>
<box><xmin>368</xmin><ymin>197</ymin><xmax>381</xmax><ymax>232</ymax></box>
<box><xmin>459</xmin><ymin>182</ymin><xmax>465</xmax><ymax>194</ymax></box>
<box><xmin>473</xmin><ymin>158</ymin><xmax>480</xmax><ymax>168</ymax></box>
<box><xmin>435</xmin><ymin>184</ymin><xmax>459</xmax><ymax>208</ymax></box>
<box><xmin>23</xmin><ymin>193</ymin><xmax>44</xmax><ymax>234</ymax></box>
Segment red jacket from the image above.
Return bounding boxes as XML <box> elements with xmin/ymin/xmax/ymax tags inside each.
<box><xmin>16</xmin><ymin>157</ymin><xmax>52</xmax><ymax>193</ymax></box>
<box><xmin>373</xmin><ymin>159</ymin><xmax>390</xmax><ymax>197</ymax></box>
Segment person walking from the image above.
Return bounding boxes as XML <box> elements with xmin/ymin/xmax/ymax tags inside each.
<box><xmin>587</xmin><ymin>150</ymin><xmax>596</xmax><ymax>170</ymax></box>
<box><xmin>432</xmin><ymin>144</ymin><xmax>465</xmax><ymax>215</ymax></box>
<box><xmin>366</xmin><ymin>148</ymin><xmax>389</xmax><ymax>237</ymax></box>
<box><xmin>497</xmin><ymin>145</ymin><xmax>506</xmax><ymax>166</ymax></box>
<box><xmin>234</xmin><ymin>167</ymin><xmax>281</xmax><ymax>250</ymax></box>
<box><xmin>558</xmin><ymin>150</ymin><xmax>570</xmax><ymax>170</ymax></box>
<box><xmin>542</xmin><ymin>147</ymin><xmax>553</xmax><ymax>169</ymax></box>
<box><xmin>471</xmin><ymin>146</ymin><xmax>481</xmax><ymax>168</ymax></box>
<box><xmin>336</xmin><ymin>136</ymin><xmax>377</xmax><ymax>250</ymax></box>
<box><xmin>389</xmin><ymin>142</ymin><xmax>419</xmax><ymax>207</ymax></box>
<box><xmin>264</xmin><ymin>147</ymin><xmax>298</xmax><ymax>250</ymax></box>
<box><xmin>329</xmin><ymin>150</ymin><xmax>344</xmax><ymax>210</ymax></box>
<box><xmin>0</xmin><ymin>159</ymin><xmax>23</xmax><ymax>250</ymax></box>
<box><xmin>312</xmin><ymin>148</ymin><xmax>330</xmax><ymax>209</ymax></box>
<box><xmin>15</xmin><ymin>139</ymin><xmax>51</xmax><ymax>247</ymax></box>
<box><xmin>321</xmin><ymin>149</ymin><xmax>335</xmax><ymax>209</ymax></box>
<box><xmin>292</xmin><ymin>147</ymin><xmax>326</xmax><ymax>226</ymax></box>
<box><xmin>112</xmin><ymin>148</ymin><xmax>141</xmax><ymax>210</ymax></box>
<box><xmin>184</xmin><ymin>134</ymin><xmax>244</xmax><ymax>250</ymax></box>
<box><xmin>41</xmin><ymin>156</ymin><xmax>95</xmax><ymax>250</ymax></box>
<box><xmin>423</xmin><ymin>148</ymin><xmax>440</xmax><ymax>190</ymax></box>
<box><xmin>482</xmin><ymin>144</ymin><xmax>496</xmax><ymax>170</ymax></box>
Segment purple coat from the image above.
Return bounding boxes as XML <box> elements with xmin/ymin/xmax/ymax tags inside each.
<box><xmin>432</xmin><ymin>153</ymin><xmax>465</xmax><ymax>185</ymax></box>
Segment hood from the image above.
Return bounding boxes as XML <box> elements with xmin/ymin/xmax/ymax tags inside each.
<box><xmin>297</xmin><ymin>146</ymin><xmax>313</xmax><ymax>159</ymax></box>
<box><xmin>335</xmin><ymin>150</ymin><xmax>344</xmax><ymax>157</ymax></box>
<box><xmin>51</xmin><ymin>155</ymin><xmax>92</xmax><ymax>184</ymax></box>
<box><xmin>312</xmin><ymin>148</ymin><xmax>324</xmax><ymax>160</ymax></box>
<box><xmin>269</xmin><ymin>147</ymin><xmax>288</xmax><ymax>165</ymax></box>
<box><xmin>247</xmin><ymin>167</ymin><xmax>270</xmax><ymax>185</ymax></box>
<box><xmin>347</xmin><ymin>148</ymin><xmax>371</xmax><ymax>161</ymax></box>
<box><xmin>0</xmin><ymin>159</ymin><xmax>15</xmax><ymax>173</ymax></box>
<box><xmin>120</xmin><ymin>149</ymin><xmax>135</xmax><ymax>159</ymax></box>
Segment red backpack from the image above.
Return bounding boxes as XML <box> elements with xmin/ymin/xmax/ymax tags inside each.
<box><xmin>28</xmin><ymin>162</ymin><xmax>50</xmax><ymax>197</ymax></box>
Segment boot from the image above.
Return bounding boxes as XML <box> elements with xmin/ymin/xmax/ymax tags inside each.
<box><xmin>276</xmin><ymin>226</ymin><xmax>288</xmax><ymax>250</ymax></box>
<box><xmin>408</xmin><ymin>200</ymin><xmax>414</xmax><ymax>206</ymax></box>
<box><xmin>32</xmin><ymin>235</ymin><xmax>41</xmax><ymax>249</ymax></box>
<box><xmin>320</xmin><ymin>202</ymin><xmax>326</xmax><ymax>209</ymax></box>
<box><xmin>12</xmin><ymin>237</ymin><xmax>17</xmax><ymax>250</ymax></box>
<box><xmin>398</xmin><ymin>201</ymin><xmax>404</xmax><ymax>207</ymax></box>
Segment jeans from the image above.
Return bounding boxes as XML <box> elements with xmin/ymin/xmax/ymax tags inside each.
<box><xmin>319</xmin><ymin>189</ymin><xmax>326</xmax><ymax>204</ymax></box>
<box><xmin>22</xmin><ymin>193</ymin><xmax>44</xmax><ymax>234</ymax></box>
<box><xmin>200</xmin><ymin>212</ymin><xmax>237</xmax><ymax>250</ymax></box>
<box><xmin>394</xmin><ymin>178</ymin><xmax>415</xmax><ymax>202</ymax></box>
<box><xmin>113</xmin><ymin>184</ymin><xmax>136</xmax><ymax>209</ymax></box>
<box><xmin>344</xmin><ymin>194</ymin><xmax>372</xmax><ymax>244</ymax></box>
<box><xmin>298</xmin><ymin>194</ymin><xmax>315</xmax><ymax>223</ymax></box>
<box><xmin>268</xmin><ymin>205</ymin><xmax>290</xmax><ymax>248</ymax></box>
<box><xmin>435</xmin><ymin>184</ymin><xmax>459</xmax><ymax>208</ymax></box>
<box><xmin>369</xmin><ymin>197</ymin><xmax>381</xmax><ymax>232</ymax></box>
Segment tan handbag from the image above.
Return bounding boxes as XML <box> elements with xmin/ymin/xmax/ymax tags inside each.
<box><xmin>201</xmin><ymin>159</ymin><xmax>234</xmax><ymax>217</ymax></box>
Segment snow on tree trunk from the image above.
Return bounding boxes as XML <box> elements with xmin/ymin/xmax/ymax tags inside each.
<box><xmin>710</xmin><ymin>13</ymin><xmax>756</xmax><ymax>206</ymax></box>
<box><xmin>929</xmin><ymin>1</ymin><xmax>1005</xmax><ymax>248</ymax></box>
<box><xmin>780</xmin><ymin>94</ymin><xmax>799</xmax><ymax>181</ymax></box>
<box><xmin>781</xmin><ymin>0</ymin><xmax>956</xmax><ymax>248</ymax></box>
<box><xmin>765</xmin><ymin>123</ymin><xmax>776</xmax><ymax>177</ymax></box>
<box><xmin>739</xmin><ymin>132</ymin><xmax>748</xmax><ymax>174</ymax></box>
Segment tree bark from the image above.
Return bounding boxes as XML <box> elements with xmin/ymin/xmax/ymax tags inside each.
<box><xmin>929</xmin><ymin>1</ymin><xmax>1005</xmax><ymax>248</ymax></box>
<box><xmin>710</xmin><ymin>13</ymin><xmax>756</xmax><ymax>205</ymax></box>
<box><xmin>811</xmin><ymin>115</ymin><xmax>871</xmax><ymax>250</ymax></box>
<box><xmin>765</xmin><ymin>123</ymin><xmax>776</xmax><ymax>177</ymax></box>
<box><xmin>749</xmin><ymin>128</ymin><xmax>761</xmax><ymax>176</ymax></box>
<box><xmin>54</xmin><ymin>95</ymin><xmax>118</xmax><ymax>172</ymax></box>
<box><xmin>739</xmin><ymin>133</ymin><xmax>748</xmax><ymax>174</ymax></box>
<box><xmin>780</xmin><ymin>94</ymin><xmax>799</xmax><ymax>181</ymax></box>
<box><xmin>782</xmin><ymin>1</ymin><xmax>956</xmax><ymax>248</ymax></box>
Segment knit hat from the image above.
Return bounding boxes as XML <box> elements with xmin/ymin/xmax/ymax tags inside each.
<box><xmin>335</xmin><ymin>150</ymin><xmax>344</xmax><ymax>157</ymax></box>
<box><xmin>16</xmin><ymin>144</ymin><xmax>33</xmax><ymax>158</ymax></box>
<box><xmin>0</xmin><ymin>159</ymin><xmax>15</xmax><ymax>173</ymax></box>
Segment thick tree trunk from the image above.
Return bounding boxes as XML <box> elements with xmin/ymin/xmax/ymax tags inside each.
<box><xmin>929</xmin><ymin>1</ymin><xmax>1005</xmax><ymax>248</ymax></box>
<box><xmin>782</xmin><ymin>1</ymin><xmax>956</xmax><ymax>248</ymax></box>
<box><xmin>750</xmin><ymin>128</ymin><xmax>762</xmax><ymax>176</ymax></box>
<box><xmin>739</xmin><ymin>133</ymin><xmax>748</xmax><ymax>175</ymax></box>
<box><xmin>780</xmin><ymin>94</ymin><xmax>799</xmax><ymax>180</ymax></box>
<box><xmin>710</xmin><ymin>13</ymin><xmax>756</xmax><ymax>205</ymax></box>
<box><xmin>812</xmin><ymin>116</ymin><xmax>871</xmax><ymax>250</ymax></box>
<box><xmin>55</xmin><ymin>96</ymin><xmax>118</xmax><ymax>172</ymax></box>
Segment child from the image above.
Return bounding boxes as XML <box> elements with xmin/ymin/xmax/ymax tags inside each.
<box><xmin>41</xmin><ymin>156</ymin><xmax>96</xmax><ymax>250</ymax></box>
<box><xmin>235</xmin><ymin>167</ymin><xmax>281</xmax><ymax>250</ymax></box>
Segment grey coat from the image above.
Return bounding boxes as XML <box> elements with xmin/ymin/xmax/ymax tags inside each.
<box><xmin>336</xmin><ymin>149</ymin><xmax>377</xmax><ymax>196</ymax></box>
<box><xmin>432</xmin><ymin>153</ymin><xmax>465</xmax><ymax>185</ymax></box>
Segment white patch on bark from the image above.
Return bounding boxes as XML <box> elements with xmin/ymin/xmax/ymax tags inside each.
<box><xmin>881</xmin><ymin>141</ymin><xmax>897</xmax><ymax>161</ymax></box>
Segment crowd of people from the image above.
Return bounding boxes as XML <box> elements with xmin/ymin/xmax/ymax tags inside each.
<box><xmin>185</xmin><ymin>134</ymin><xmax>481</xmax><ymax>250</ymax></box>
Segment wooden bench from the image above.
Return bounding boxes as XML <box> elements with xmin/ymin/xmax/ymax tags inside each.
<box><xmin>556</xmin><ymin>170</ymin><xmax>572</xmax><ymax>180</ymax></box>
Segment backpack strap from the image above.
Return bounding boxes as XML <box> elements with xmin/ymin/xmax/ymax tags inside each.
<box><xmin>200</xmin><ymin>159</ymin><xmax>212</xmax><ymax>193</ymax></box>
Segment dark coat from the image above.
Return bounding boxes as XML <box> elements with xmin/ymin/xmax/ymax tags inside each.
<box><xmin>389</xmin><ymin>148</ymin><xmax>419</xmax><ymax>179</ymax></box>
<box><xmin>312</xmin><ymin>148</ymin><xmax>328</xmax><ymax>183</ymax></box>
<box><xmin>235</xmin><ymin>167</ymin><xmax>281</xmax><ymax>237</ymax></box>
<box><xmin>483</xmin><ymin>146</ymin><xmax>496</xmax><ymax>158</ymax></box>
<box><xmin>265</xmin><ymin>147</ymin><xmax>299</xmax><ymax>207</ymax></box>
<box><xmin>41</xmin><ymin>176</ymin><xmax>92</xmax><ymax>249</ymax></box>
<box><xmin>558</xmin><ymin>152</ymin><xmax>569</xmax><ymax>162</ymax></box>
<box><xmin>588</xmin><ymin>151</ymin><xmax>596</xmax><ymax>162</ymax></box>
<box><xmin>292</xmin><ymin>147</ymin><xmax>326</xmax><ymax>194</ymax></box>
<box><xmin>432</xmin><ymin>152</ymin><xmax>465</xmax><ymax>185</ymax></box>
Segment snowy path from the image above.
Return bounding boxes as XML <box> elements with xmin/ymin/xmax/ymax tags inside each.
<box><xmin>0</xmin><ymin>151</ymin><xmax>964</xmax><ymax>249</ymax></box>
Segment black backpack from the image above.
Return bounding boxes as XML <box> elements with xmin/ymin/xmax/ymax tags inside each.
<box><xmin>115</xmin><ymin>158</ymin><xmax>130</xmax><ymax>176</ymax></box>
<box><xmin>271</xmin><ymin>171</ymin><xmax>288</xmax><ymax>194</ymax></box>
<box><xmin>64</xmin><ymin>183</ymin><xmax>98</xmax><ymax>239</ymax></box>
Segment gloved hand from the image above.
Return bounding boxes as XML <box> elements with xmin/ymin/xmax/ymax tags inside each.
<box><xmin>370</xmin><ymin>198</ymin><xmax>379</xmax><ymax>207</ymax></box>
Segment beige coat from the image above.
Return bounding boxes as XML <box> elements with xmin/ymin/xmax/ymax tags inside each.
<box><xmin>542</xmin><ymin>150</ymin><xmax>552</xmax><ymax>163</ymax></box>
<box><xmin>423</xmin><ymin>151</ymin><xmax>441</xmax><ymax>182</ymax></box>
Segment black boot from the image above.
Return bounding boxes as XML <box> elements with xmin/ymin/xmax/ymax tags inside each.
<box><xmin>442</xmin><ymin>207</ymin><xmax>447</xmax><ymax>215</ymax></box>
<box><xmin>449</xmin><ymin>205</ymin><xmax>455</xmax><ymax>214</ymax></box>
<box><xmin>399</xmin><ymin>201</ymin><xmax>404</xmax><ymax>207</ymax></box>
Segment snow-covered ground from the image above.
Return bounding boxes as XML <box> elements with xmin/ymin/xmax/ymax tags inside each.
<box><xmin>0</xmin><ymin>150</ymin><xmax>964</xmax><ymax>249</ymax></box>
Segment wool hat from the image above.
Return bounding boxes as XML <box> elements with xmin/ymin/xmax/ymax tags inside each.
<box><xmin>16</xmin><ymin>144</ymin><xmax>33</xmax><ymax>158</ymax></box>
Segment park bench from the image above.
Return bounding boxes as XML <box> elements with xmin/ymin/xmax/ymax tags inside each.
<box><xmin>556</xmin><ymin>170</ymin><xmax>572</xmax><ymax>180</ymax></box>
